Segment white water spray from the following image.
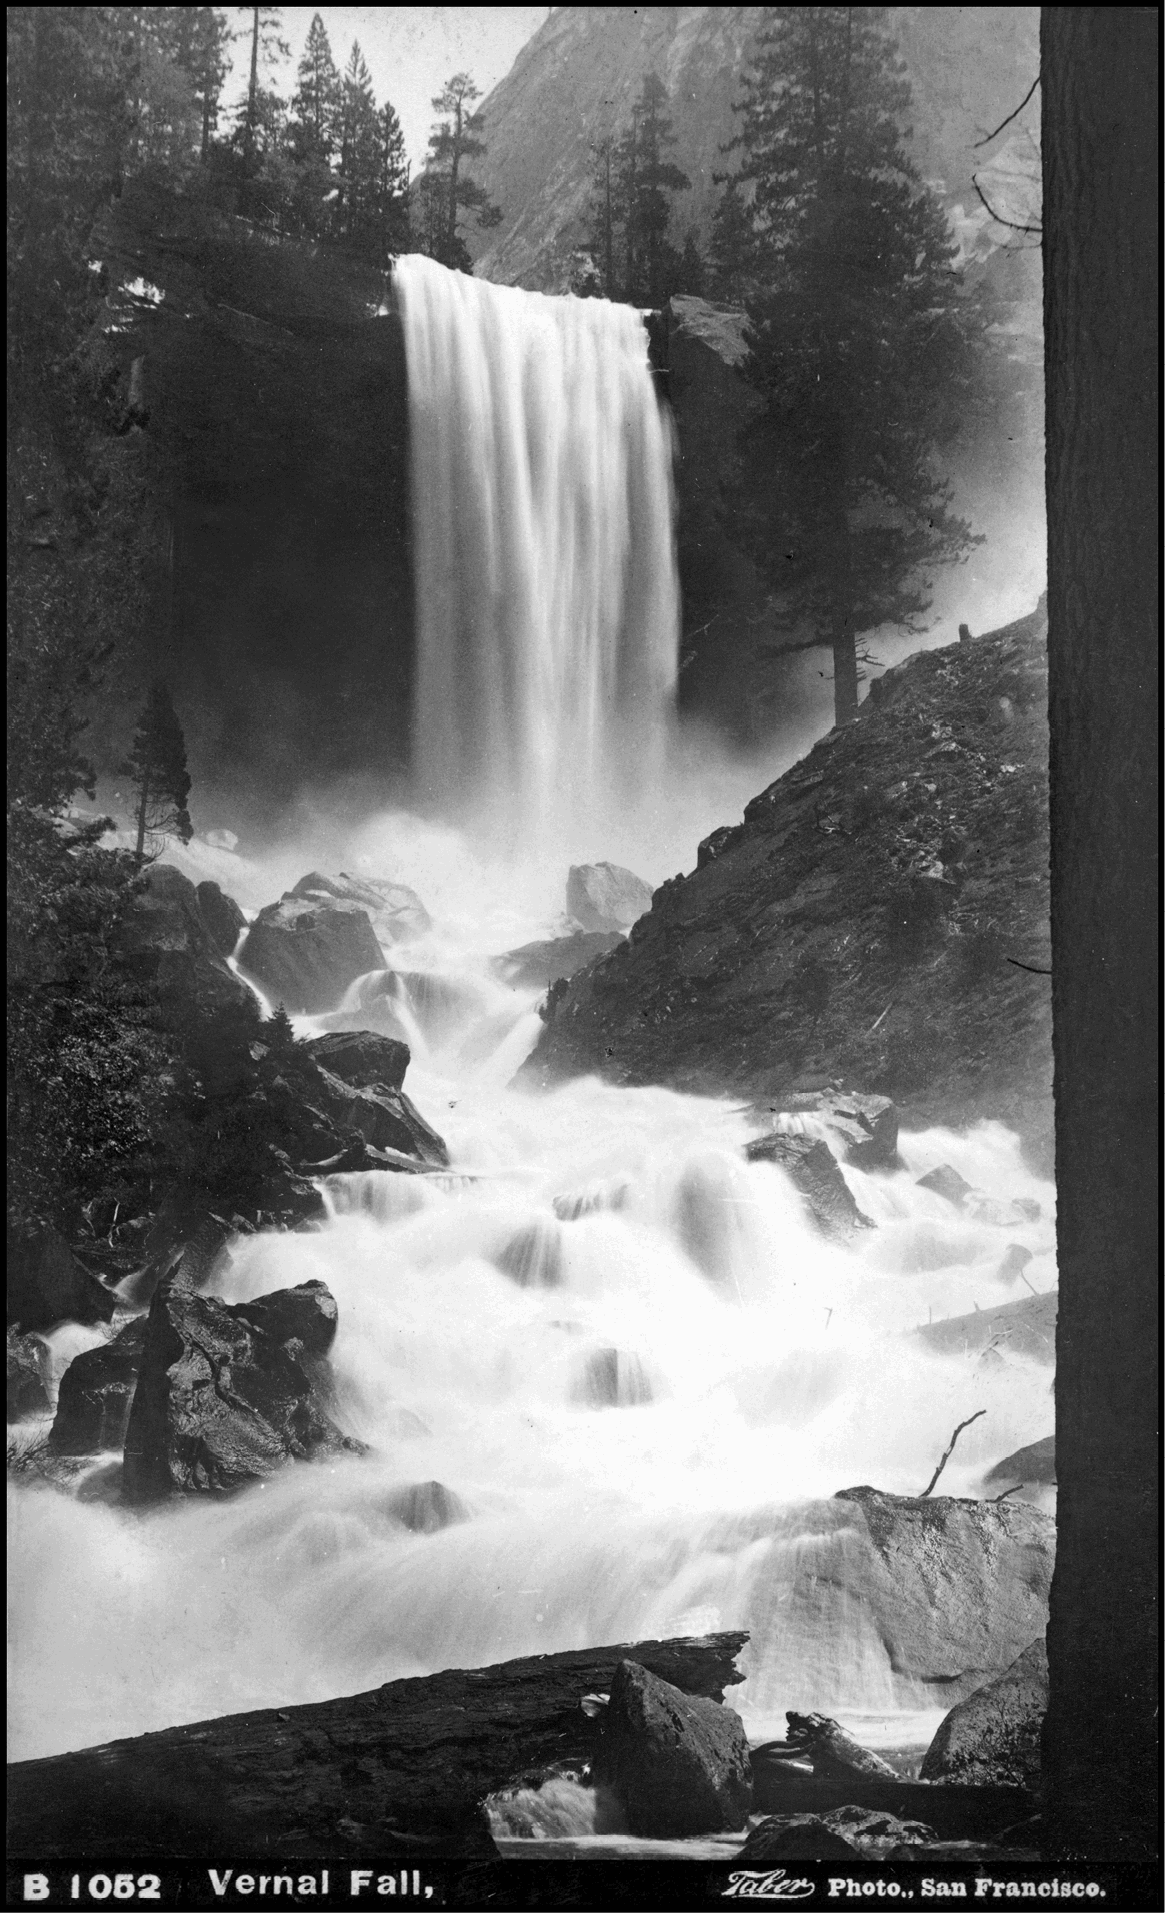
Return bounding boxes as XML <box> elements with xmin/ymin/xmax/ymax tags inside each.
<box><xmin>395</xmin><ymin>254</ymin><xmax>679</xmax><ymax>847</ymax></box>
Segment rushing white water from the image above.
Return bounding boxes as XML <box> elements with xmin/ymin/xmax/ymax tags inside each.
<box><xmin>9</xmin><ymin>887</ymin><xmax>1056</xmax><ymax>1764</ymax></box>
<box><xmin>395</xmin><ymin>254</ymin><xmax>679</xmax><ymax>849</ymax></box>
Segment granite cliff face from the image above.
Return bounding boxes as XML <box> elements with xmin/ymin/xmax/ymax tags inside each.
<box><xmin>469</xmin><ymin>7</ymin><xmax>1041</xmax><ymax>294</ymax></box>
<box><xmin>522</xmin><ymin>603</ymin><xmax>1053</xmax><ymax>1166</ymax></box>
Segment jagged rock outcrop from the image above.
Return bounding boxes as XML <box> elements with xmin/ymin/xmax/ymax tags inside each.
<box><xmin>121</xmin><ymin>1278</ymin><xmax>363</xmax><ymax>1501</ymax></box>
<box><xmin>984</xmin><ymin>1434</ymin><xmax>1056</xmax><ymax>1488</ymax></box>
<box><xmin>237</xmin><ymin>892</ymin><xmax>385</xmax><ymax>1014</ymax></box>
<box><xmin>921</xmin><ymin>1636</ymin><xmax>1048</xmax><ymax>1789</ymax></box>
<box><xmin>494</xmin><ymin>929</ymin><xmax>624</xmax><ymax>990</ymax></box>
<box><xmin>118</xmin><ymin>865</ymin><xmax>253</xmax><ymax>1017</ymax></box>
<box><xmin>593</xmin><ymin>1658</ymin><xmax>752</xmax><ymax>1837</ymax></box>
<box><xmin>195</xmin><ymin>880</ymin><xmax>246</xmax><ymax>959</ymax></box>
<box><xmin>827</xmin><ymin>1487</ymin><xmax>1054</xmax><ymax>1697</ymax></box>
<box><xmin>745</xmin><ymin>1130</ymin><xmax>875</xmax><ymax>1241</ymax></box>
<box><xmin>303</xmin><ymin>1029</ymin><xmax>410</xmax><ymax>1091</ymax></box>
<box><xmin>48</xmin><ymin>1317</ymin><xmax>146</xmax><ymax>1454</ymax></box>
<box><xmin>309</xmin><ymin>1067</ymin><xmax>449</xmax><ymax>1168</ymax></box>
<box><xmin>757</xmin><ymin>1089</ymin><xmax>901</xmax><ymax>1170</ymax></box>
<box><xmin>289</xmin><ymin>871</ymin><xmax>431</xmax><ymax>947</ymax></box>
<box><xmin>8</xmin><ymin>1223</ymin><xmax>117</xmax><ymax>1333</ymax></box>
<box><xmin>522</xmin><ymin>610</ymin><xmax>1053</xmax><ymax>1166</ymax></box>
<box><xmin>566</xmin><ymin>862</ymin><xmax>654</xmax><ymax>933</ymax></box>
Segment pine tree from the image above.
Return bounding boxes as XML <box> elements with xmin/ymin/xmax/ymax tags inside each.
<box><xmin>337</xmin><ymin>42</ymin><xmax>380</xmax><ymax>247</ymax></box>
<box><xmin>728</xmin><ymin>7</ymin><xmax>983</xmax><ymax>726</ymax></box>
<box><xmin>676</xmin><ymin>228</ymin><xmax>706</xmax><ymax>296</ymax></box>
<box><xmin>627</xmin><ymin>73</ymin><xmax>691</xmax><ymax>306</ymax></box>
<box><xmin>423</xmin><ymin>74</ymin><xmax>502</xmax><ymax>272</ymax></box>
<box><xmin>236</xmin><ymin>5</ymin><xmax>289</xmax><ymax>161</ymax></box>
<box><xmin>373</xmin><ymin>100</ymin><xmax>411</xmax><ymax>260</ymax></box>
<box><xmin>708</xmin><ymin>173</ymin><xmax>755</xmax><ymax>303</ymax></box>
<box><xmin>123</xmin><ymin>683</ymin><xmax>193</xmax><ymax>865</ymax></box>
<box><xmin>291</xmin><ymin>12</ymin><xmax>341</xmax><ymax>159</ymax></box>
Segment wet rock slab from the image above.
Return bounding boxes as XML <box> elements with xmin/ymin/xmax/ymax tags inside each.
<box><xmin>122</xmin><ymin>1277</ymin><xmax>363</xmax><ymax>1500</ymax></box>
<box><xmin>921</xmin><ymin>1636</ymin><xmax>1048</xmax><ymax>1789</ymax></box>
<box><xmin>593</xmin><ymin>1659</ymin><xmax>753</xmax><ymax>1837</ymax></box>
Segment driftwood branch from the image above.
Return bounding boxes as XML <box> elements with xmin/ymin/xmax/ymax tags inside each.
<box><xmin>750</xmin><ymin>1711</ymin><xmax>1034</xmax><ymax>1841</ymax></box>
<box><xmin>7</xmin><ymin>1631</ymin><xmax>747</xmax><ymax>1862</ymax></box>
<box><xmin>920</xmin><ymin>1408</ymin><xmax>987</xmax><ymax>1496</ymax></box>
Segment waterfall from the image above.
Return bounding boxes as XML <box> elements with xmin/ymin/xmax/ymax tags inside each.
<box><xmin>394</xmin><ymin>254</ymin><xmax>679</xmax><ymax>846</ymax></box>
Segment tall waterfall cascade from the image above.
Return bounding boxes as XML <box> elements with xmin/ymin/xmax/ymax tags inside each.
<box><xmin>395</xmin><ymin>254</ymin><xmax>679</xmax><ymax>842</ymax></box>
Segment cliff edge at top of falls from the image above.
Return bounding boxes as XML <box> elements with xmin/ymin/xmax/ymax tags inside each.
<box><xmin>520</xmin><ymin>603</ymin><xmax>1052</xmax><ymax>1168</ymax></box>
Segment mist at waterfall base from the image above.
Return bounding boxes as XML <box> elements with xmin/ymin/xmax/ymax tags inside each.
<box><xmin>10</xmin><ymin>265</ymin><xmax>1055</xmax><ymax>1812</ymax></box>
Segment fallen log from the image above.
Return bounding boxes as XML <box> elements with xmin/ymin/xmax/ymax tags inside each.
<box><xmin>752</xmin><ymin>1710</ymin><xmax>1033</xmax><ymax>1841</ymax></box>
<box><xmin>7</xmin><ymin>1631</ymin><xmax>747</xmax><ymax>1861</ymax></box>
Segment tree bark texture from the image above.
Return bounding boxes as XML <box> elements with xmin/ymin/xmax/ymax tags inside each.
<box><xmin>1041</xmin><ymin>6</ymin><xmax>1159</xmax><ymax>1862</ymax></box>
<box><xmin>6</xmin><ymin>1632</ymin><xmax>747</xmax><ymax>1861</ymax></box>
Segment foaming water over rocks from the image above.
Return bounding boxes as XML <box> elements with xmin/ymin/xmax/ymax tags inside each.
<box><xmin>9</xmin><ymin>889</ymin><xmax>1056</xmax><ymax>1761</ymax></box>
<box><xmin>395</xmin><ymin>254</ymin><xmax>679</xmax><ymax>850</ymax></box>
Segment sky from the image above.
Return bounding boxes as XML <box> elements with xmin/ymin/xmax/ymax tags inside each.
<box><xmin>224</xmin><ymin>7</ymin><xmax>550</xmax><ymax>169</ymax></box>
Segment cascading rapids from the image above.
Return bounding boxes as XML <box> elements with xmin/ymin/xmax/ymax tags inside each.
<box><xmin>394</xmin><ymin>254</ymin><xmax>679</xmax><ymax>846</ymax></box>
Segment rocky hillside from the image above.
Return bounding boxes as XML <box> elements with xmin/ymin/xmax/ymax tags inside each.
<box><xmin>469</xmin><ymin>7</ymin><xmax>1041</xmax><ymax>295</ymax></box>
<box><xmin>521</xmin><ymin>602</ymin><xmax>1053</xmax><ymax>1166</ymax></box>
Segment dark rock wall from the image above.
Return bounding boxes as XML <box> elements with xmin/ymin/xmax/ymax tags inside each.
<box><xmin>523</xmin><ymin>607</ymin><xmax>1054</xmax><ymax>1163</ymax></box>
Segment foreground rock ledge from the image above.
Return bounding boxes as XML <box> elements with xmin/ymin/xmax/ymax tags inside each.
<box><xmin>6</xmin><ymin>1632</ymin><xmax>747</xmax><ymax>1860</ymax></box>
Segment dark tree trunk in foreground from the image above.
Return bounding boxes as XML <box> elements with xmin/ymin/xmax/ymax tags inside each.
<box><xmin>6</xmin><ymin>1633</ymin><xmax>747</xmax><ymax>1860</ymax></box>
<box><xmin>1041</xmin><ymin>6</ymin><xmax>1159</xmax><ymax>1862</ymax></box>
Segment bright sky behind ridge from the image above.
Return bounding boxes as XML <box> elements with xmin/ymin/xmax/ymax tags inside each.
<box><xmin>223</xmin><ymin>7</ymin><xmax>550</xmax><ymax>170</ymax></box>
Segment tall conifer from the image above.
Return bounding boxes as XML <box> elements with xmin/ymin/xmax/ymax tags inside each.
<box><xmin>726</xmin><ymin>6</ymin><xmax>982</xmax><ymax>725</ymax></box>
<box><xmin>123</xmin><ymin>683</ymin><xmax>192</xmax><ymax>865</ymax></box>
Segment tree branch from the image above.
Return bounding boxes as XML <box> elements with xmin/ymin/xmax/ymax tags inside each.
<box><xmin>971</xmin><ymin>175</ymin><xmax>1042</xmax><ymax>236</ymax></box>
<box><xmin>974</xmin><ymin>75</ymin><xmax>1041</xmax><ymax>148</ymax></box>
<box><xmin>1006</xmin><ymin>956</ymin><xmax>1052</xmax><ymax>975</ymax></box>
<box><xmin>920</xmin><ymin>1409</ymin><xmax>986</xmax><ymax>1497</ymax></box>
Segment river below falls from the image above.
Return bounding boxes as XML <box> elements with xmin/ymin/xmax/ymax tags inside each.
<box><xmin>8</xmin><ymin>865</ymin><xmax>1056</xmax><ymax>1770</ymax></box>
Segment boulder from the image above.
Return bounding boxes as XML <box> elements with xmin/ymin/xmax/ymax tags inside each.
<box><xmin>195</xmin><ymin>880</ymin><xmax>246</xmax><ymax>958</ymax></box>
<box><xmin>917</xmin><ymin>1162</ymin><xmax>975</xmax><ymax>1206</ymax></box>
<box><xmin>921</xmin><ymin>1637</ymin><xmax>1048</xmax><ymax>1789</ymax></box>
<box><xmin>764</xmin><ymin>1090</ymin><xmax>900</xmax><ymax>1171</ymax></box>
<box><xmin>48</xmin><ymin>1317</ymin><xmax>146</xmax><ymax>1454</ymax></box>
<box><xmin>574</xmin><ymin>1347</ymin><xmax>653</xmax><ymax>1408</ymax></box>
<box><xmin>7</xmin><ymin>1330</ymin><xmax>50</xmax><ymax>1422</ymax></box>
<box><xmin>736</xmin><ymin>1814</ymin><xmax>860</xmax><ymax>1861</ymax></box>
<box><xmin>984</xmin><ymin>1434</ymin><xmax>1056</xmax><ymax>1488</ymax></box>
<box><xmin>304</xmin><ymin>1029</ymin><xmax>410</xmax><ymax>1092</ymax></box>
<box><xmin>916</xmin><ymin>1291</ymin><xmax>1057</xmax><ymax>1365</ymax></box>
<box><xmin>289</xmin><ymin>871</ymin><xmax>431</xmax><ymax>946</ymax></box>
<box><xmin>122</xmin><ymin>1278</ymin><xmax>363</xmax><ymax>1501</ymax></box>
<box><xmin>494</xmin><ymin>930</ymin><xmax>624</xmax><ymax>990</ymax></box>
<box><xmin>310</xmin><ymin>1067</ymin><xmax>448</xmax><ymax>1167</ymax></box>
<box><xmin>118</xmin><ymin>865</ymin><xmax>252</xmax><ymax>1017</ymax></box>
<box><xmin>825</xmin><ymin>1487</ymin><xmax>1054</xmax><ymax>1698</ymax></box>
<box><xmin>493</xmin><ymin>1218</ymin><xmax>563</xmax><ymax>1287</ymax></box>
<box><xmin>745</xmin><ymin>1131</ymin><xmax>874</xmax><ymax>1241</ymax></box>
<box><xmin>7</xmin><ymin>1223</ymin><xmax>116</xmax><ymax>1332</ymax></box>
<box><xmin>566</xmin><ymin>862</ymin><xmax>654</xmax><ymax>933</ymax></box>
<box><xmin>818</xmin><ymin>1805</ymin><xmax>938</xmax><ymax>1849</ymax></box>
<box><xmin>593</xmin><ymin>1658</ymin><xmax>752</xmax><ymax>1837</ymax></box>
<box><xmin>385</xmin><ymin>1480</ymin><xmax>469</xmax><ymax>1533</ymax></box>
<box><xmin>521</xmin><ymin>610</ymin><xmax>1055</xmax><ymax>1169</ymax></box>
<box><xmin>237</xmin><ymin>895</ymin><xmax>385</xmax><ymax>1014</ymax></box>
